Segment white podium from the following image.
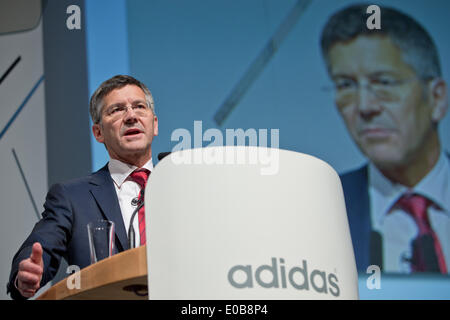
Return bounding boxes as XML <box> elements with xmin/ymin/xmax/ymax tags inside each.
<box><xmin>145</xmin><ymin>147</ymin><xmax>358</xmax><ymax>299</ymax></box>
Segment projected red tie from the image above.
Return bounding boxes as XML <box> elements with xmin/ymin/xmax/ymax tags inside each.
<box><xmin>129</xmin><ymin>169</ymin><xmax>150</xmax><ymax>246</ymax></box>
<box><xmin>396</xmin><ymin>194</ymin><xmax>447</xmax><ymax>273</ymax></box>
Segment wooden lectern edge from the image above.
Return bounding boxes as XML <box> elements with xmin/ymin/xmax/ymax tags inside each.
<box><xmin>37</xmin><ymin>246</ymin><xmax>148</xmax><ymax>300</ymax></box>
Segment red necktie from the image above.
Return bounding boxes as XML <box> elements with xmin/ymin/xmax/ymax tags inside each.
<box><xmin>396</xmin><ymin>194</ymin><xmax>447</xmax><ymax>273</ymax></box>
<box><xmin>129</xmin><ymin>169</ymin><xmax>150</xmax><ymax>246</ymax></box>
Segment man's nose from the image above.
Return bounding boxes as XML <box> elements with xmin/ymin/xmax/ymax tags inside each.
<box><xmin>123</xmin><ymin>106</ymin><xmax>138</xmax><ymax>122</ymax></box>
<box><xmin>356</xmin><ymin>84</ymin><xmax>382</xmax><ymax>120</ymax></box>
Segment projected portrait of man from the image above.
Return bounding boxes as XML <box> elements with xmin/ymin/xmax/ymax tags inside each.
<box><xmin>320</xmin><ymin>4</ymin><xmax>449</xmax><ymax>274</ymax></box>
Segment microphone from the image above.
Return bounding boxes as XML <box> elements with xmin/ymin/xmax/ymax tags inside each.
<box><xmin>411</xmin><ymin>234</ymin><xmax>440</xmax><ymax>272</ymax></box>
<box><xmin>128</xmin><ymin>187</ymin><xmax>145</xmax><ymax>249</ymax></box>
<box><xmin>369</xmin><ymin>231</ymin><xmax>383</xmax><ymax>270</ymax></box>
<box><xmin>157</xmin><ymin>152</ymin><xmax>171</xmax><ymax>161</ymax></box>
<box><xmin>131</xmin><ymin>197</ymin><xmax>140</xmax><ymax>206</ymax></box>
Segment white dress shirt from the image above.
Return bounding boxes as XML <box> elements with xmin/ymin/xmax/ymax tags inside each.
<box><xmin>108</xmin><ymin>158</ymin><xmax>153</xmax><ymax>247</ymax></box>
<box><xmin>369</xmin><ymin>152</ymin><xmax>450</xmax><ymax>273</ymax></box>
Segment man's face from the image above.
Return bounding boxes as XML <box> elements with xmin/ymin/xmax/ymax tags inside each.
<box><xmin>328</xmin><ymin>35</ymin><xmax>439</xmax><ymax>169</ymax></box>
<box><xmin>92</xmin><ymin>85</ymin><xmax>158</xmax><ymax>164</ymax></box>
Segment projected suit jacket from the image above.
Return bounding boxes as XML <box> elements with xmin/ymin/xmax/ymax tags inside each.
<box><xmin>340</xmin><ymin>165</ymin><xmax>373</xmax><ymax>272</ymax></box>
<box><xmin>7</xmin><ymin>164</ymin><xmax>129</xmax><ymax>300</ymax></box>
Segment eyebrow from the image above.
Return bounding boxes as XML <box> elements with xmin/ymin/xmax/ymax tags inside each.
<box><xmin>105</xmin><ymin>99</ymin><xmax>148</xmax><ymax>110</ymax></box>
<box><xmin>331</xmin><ymin>70</ymin><xmax>403</xmax><ymax>79</ymax></box>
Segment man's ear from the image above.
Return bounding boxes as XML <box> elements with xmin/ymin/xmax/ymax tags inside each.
<box><xmin>92</xmin><ymin>123</ymin><xmax>104</xmax><ymax>143</ymax></box>
<box><xmin>153</xmin><ymin>116</ymin><xmax>158</xmax><ymax>136</ymax></box>
<box><xmin>429</xmin><ymin>78</ymin><xmax>448</xmax><ymax>123</ymax></box>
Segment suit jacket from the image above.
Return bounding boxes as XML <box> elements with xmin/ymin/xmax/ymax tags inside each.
<box><xmin>340</xmin><ymin>165</ymin><xmax>372</xmax><ymax>272</ymax></box>
<box><xmin>7</xmin><ymin>164</ymin><xmax>129</xmax><ymax>300</ymax></box>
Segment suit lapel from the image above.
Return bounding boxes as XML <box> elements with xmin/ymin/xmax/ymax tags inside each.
<box><xmin>89</xmin><ymin>164</ymin><xmax>129</xmax><ymax>252</ymax></box>
<box><xmin>341</xmin><ymin>165</ymin><xmax>372</xmax><ymax>271</ymax></box>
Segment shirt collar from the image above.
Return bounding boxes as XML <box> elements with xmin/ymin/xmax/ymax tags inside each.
<box><xmin>369</xmin><ymin>151</ymin><xmax>450</xmax><ymax>225</ymax></box>
<box><xmin>108</xmin><ymin>158</ymin><xmax>154</xmax><ymax>188</ymax></box>
<box><xmin>415</xmin><ymin>151</ymin><xmax>449</xmax><ymax>211</ymax></box>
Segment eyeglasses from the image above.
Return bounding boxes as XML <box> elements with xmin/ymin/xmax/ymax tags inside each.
<box><xmin>103</xmin><ymin>102</ymin><xmax>152</xmax><ymax>120</ymax></box>
<box><xmin>330</xmin><ymin>75</ymin><xmax>417</xmax><ymax>104</ymax></box>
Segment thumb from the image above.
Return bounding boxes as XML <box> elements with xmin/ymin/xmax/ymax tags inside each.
<box><xmin>30</xmin><ymin>242</ymin><xmax>43</xmax><ymax>266</ymax></box>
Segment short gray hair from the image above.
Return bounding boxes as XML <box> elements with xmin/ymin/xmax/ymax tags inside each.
<box><xmin>89</xmin><ymin>75</ymin><xmax>155</xmax><ymax>124</ymax></box>
<box><xmin>320</xmin><ymin>4</ymin><xmax>442</xmax><ymax>80</ymax></box>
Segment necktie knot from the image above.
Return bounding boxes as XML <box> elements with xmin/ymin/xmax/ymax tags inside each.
<box><xmin>129</xmin><ymin>169</ymin><xmax>150</xmax><ymax>189</ymax></box>
<box><xmin>395</xmin><ymin>194</ymin><xmax>432</xmax><ymax>235</ymax></box>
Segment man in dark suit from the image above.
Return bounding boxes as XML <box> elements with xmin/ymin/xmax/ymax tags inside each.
<box><xmin>320</xmin><ymin>5</ymin><xmax>449</xmax><ymax>273</ymax></box>
<box><xmin>7</xmin><ymin>75</ymin><xmax>158</xmax><ymax>299</ymax></box>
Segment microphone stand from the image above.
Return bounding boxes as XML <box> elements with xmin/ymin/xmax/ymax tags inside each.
<box><xmin>128</xmin><ymin>188</ymin><xmax>145</xmax><ymax>249</ymax></box>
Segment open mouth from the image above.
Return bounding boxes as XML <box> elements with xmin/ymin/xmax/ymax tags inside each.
<box><xmin>123</xmin><ymin>128</ymin><xmax>143</xmax><ymax>137</ymax></box>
